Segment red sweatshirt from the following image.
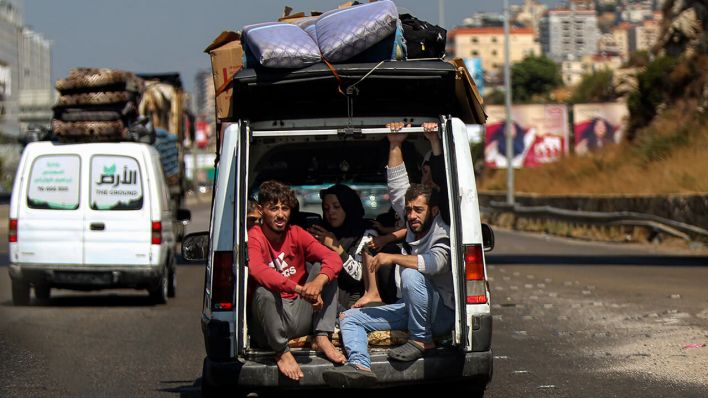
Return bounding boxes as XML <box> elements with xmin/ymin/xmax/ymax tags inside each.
<box><xmin>247</xmin><ymin>224</ymin><xmax>342</xmax><ymax>300</ymax></box>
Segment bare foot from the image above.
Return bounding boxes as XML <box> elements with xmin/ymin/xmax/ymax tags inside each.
<box><xmin>314</xmin><ymin>335</ymin><xmax>346</xmax><ymax>364</ymax></box>
<box><xmin>275</xmin><ymin>351</ymin><xmax>304</xmax><ymax>381</ymax></box>
<box><xmin>352</xmin><ymin>292</ymin><xmax>382</xmax><ymax>308</ymax></box>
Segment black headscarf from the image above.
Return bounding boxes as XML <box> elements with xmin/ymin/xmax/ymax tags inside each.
<box><xmin>319</xmin><ymin>184</ymin><xmax>367</xmax><ymax>254</ymax></box>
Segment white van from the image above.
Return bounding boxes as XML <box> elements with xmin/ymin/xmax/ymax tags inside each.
<box><xmin>183</xmin><ymin>61</ymin><xmax>494</xmax><ymax>396</ymax></box>
<box><xmin>8</xmin><ymin>141</ymin><xmax>190</xmax><ymax>305</ymax></box>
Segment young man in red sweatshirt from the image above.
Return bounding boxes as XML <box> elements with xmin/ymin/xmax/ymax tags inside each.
<box><xmin>248</xmin><ymin>180</ymin><xmax>346</xmax><ymax>381</ymax></box>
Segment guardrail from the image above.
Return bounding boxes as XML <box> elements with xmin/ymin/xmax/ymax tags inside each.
<box><xmin>484</xmin><ymin>201</ymin><xmax>708</xmax><ymax>243</ymax></box>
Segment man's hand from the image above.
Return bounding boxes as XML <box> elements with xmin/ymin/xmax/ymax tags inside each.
<box><xmin>300</xmin><ymin>274</ymin><xmax>329</xmax><ymax>303</ymax></box>
<box><xmin>366</xmin><ymin>252</ymin><xmax>393</xmax><ymax>273</ymax></box>
<box><xmin>308</xmin><ymin>225</ymin><xmax>340</xmax><ymax>253</ymax></box>
<box><xmin>311</xmin><ymin>295</ymin><xmax>323</xmax><ymax>311</ymax></box>
<box><xmin>423</xmin><ymin>122</ymin><xmax>442</xmax><ymax>156</ymax></box>
<box><xmin>385</xmin><ymin>122</ymin><xmax>410</xmax><ymax>145</ymax></box>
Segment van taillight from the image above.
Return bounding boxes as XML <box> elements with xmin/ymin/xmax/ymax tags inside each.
<box><xmin>9</xmin><ymin>218</ymin><xmax>17</xmax><ymax>243</ymax></box>
<box><xmin>151</xmin><ymin>221</ymin><xmax>162</xmax><ymax>245</ymax></box>
<box><xmin>464</xmin><ymin>244</ymin><xmax>488</xmax><ymax>304</ymax></box>
<box><xmin>212</xmin><ymin>251</ymin><xmax>235</xmax><ymax>311</ymax></box>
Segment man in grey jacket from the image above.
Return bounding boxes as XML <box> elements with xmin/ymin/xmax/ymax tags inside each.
<box><xmin>322</xmin><ymin>132</ymin><xmax>453</xmax><ymax>388</ymax></box>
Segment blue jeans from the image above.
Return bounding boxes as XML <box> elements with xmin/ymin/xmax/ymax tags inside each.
<box><xmin>339</xmin><ymin>268</ymin><xmax>455</xmax><ymax>369</ymax></box>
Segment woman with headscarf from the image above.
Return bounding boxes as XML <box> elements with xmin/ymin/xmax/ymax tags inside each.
<box><xmin>308</xmin><ymin>184</ymin><xmax>382</xmax><ymax>309</ymax></box>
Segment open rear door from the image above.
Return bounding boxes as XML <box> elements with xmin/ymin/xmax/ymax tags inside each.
<box><xmin>441</xmin><ymin>117</ymin><xmax>489</xmax><ymax>350</ymax></box>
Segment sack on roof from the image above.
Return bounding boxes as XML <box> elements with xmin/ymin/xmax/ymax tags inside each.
<box><xmin>400</xmin><ymin>13</ymin><xmax>447</xmax><ymax>59</ymax></box>
<box><xmin>315</xmin><ymin>0</ymin><xmax>398</xmax><ymax>63</ymax></box>
<box><xmin>242</xmin><ymin>22</ymin><xmax>321</xmax><ymax>68</ymax></box>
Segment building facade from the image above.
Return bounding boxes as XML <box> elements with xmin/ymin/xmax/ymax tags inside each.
<box><xmin>449</xmin><ymin>26</ymin><xmax>540</xmax><ymax>79</ymax></box>
<box><xmin>193</xmin><ymin>69</ymin><xmax>215</xmax><ymax>124</ymax></box>
<box><xmin>18</xmin><ymin>27</ymin><xmax>53</xmax><ymax>133</ymax></box>
<box><xmin>0</xmin><ymin>0</ymin><xmax>52</xmax><ymax>138</ymax></box>
<box><xmin>561</xmin><ymin>53</ymin><xmax>624</xmax><ymax>86</ymax></box>
<box><xmin>0</xmin><ymin>0</ymin><xmax>21</xmax><ymax>137</ymax></box>
<box><xmin>540</xmin><ymin>7</ymin><xmax>601</xmax><ymax>62</ymax></box>
<box><xmin>629</xmin><ymin>17</ymin><xmax>661</xmax><ymax>53</ymax></box>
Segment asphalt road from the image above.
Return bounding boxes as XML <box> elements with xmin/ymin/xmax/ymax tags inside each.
<box><xmin>1</xmin><ymin>200</ymin><xmax>707</xmax><ymax>397</ymax></box>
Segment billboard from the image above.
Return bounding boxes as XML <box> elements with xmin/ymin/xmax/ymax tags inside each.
<box><xmin>573</xmin><ymin>103</ymin><xmax>628</xmax><ymax>155</ymax></box>
<box><xmin>484</xmin><ymin>104</ymin><xmax>569</xmax><ymax>168</ymax></box>
<box><xmin>463</xmin><ymin>57</ymin><xmax>484</xmax><ymax>94</ymax></box>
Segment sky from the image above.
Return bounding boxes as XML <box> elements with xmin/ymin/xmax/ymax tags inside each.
<box><xmin>22</xmin><ymin>0</ymin><xmax>561</xmax><ymax>95</ymax></box>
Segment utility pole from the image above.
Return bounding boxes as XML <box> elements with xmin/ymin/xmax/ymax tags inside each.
<box><xmin>438</xmin><ymin>0</ymin><xmax>445</xmax><ymax>28</ymax></box>
<box><xmin>503</xmin><ymin>0</ymin><xmax>515</xmax><ymax>205</ymax></box>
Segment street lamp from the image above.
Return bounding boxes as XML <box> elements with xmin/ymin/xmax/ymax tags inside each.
<box><xmin>503</xmin><ymin>0</ymin><xmax>515</xmax><ymax>205</ymax></box>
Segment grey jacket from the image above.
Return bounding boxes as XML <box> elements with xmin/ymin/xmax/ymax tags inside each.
<box><xmin>386</xmin><ymin>163</ymin><xmax>454</xmax><ymax>310</ymax></box>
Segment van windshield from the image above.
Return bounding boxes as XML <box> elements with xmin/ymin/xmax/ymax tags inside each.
<box><xmin>27</xmin><ymin>155</ymin><xmax>81</xmax><ymax>210</ymax></box>
<box><xmin>90</xmin><ymin>155</ymin><xmax>143</xmax><ymax>210</ymax></box>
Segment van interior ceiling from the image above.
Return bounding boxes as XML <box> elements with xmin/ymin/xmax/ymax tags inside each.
<box><xmin>248</xmin><ymin>132</ymin><xmax>432</xmax><ymax>190</ymax></box>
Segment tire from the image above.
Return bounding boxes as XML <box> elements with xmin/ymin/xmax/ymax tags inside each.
<box><xmin>12</xmin><ymin>280</ymin><xmax>31</xmax><ymax>306</ymax></box>
<box><xmin>201</xmin><ymin>359</ymin><xmax>242</xmax><ymax>398</ymax></box>
<box><xmin>167</xmin><ymin>257</ymin><xmax>177</xmax><ymax>298</ymax></box>
<box><xmin>450</xmin><ymin>381</ymin><xmax>486</xmax><ymax>397</ymax></box>
<box><xmin>34</xmin><ymin>284</ymin><xmax>51</xmax><ymax>302</ymax></box>
<box><xmin>149</xmin><ymin>269</ymin><xmax>168</xmax><ymax>304</ymax></box>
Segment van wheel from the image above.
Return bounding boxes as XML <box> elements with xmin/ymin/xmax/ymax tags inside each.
<box><xmin>201</xmin><ymin>359</ymin><xmax>243</xmax><ymax>398</ymax></box>
<box><xmin>149</xmin><ymin>270</ymin><xmax>168</xmax><ymax>304</ymax></box>
<box><xmin>167</xmin><ymin>256</ymin><xmax>177</xmax><ymax>297</ymax></box>
<box><xmin>35</xmin><ymin>284</ymin><xmax>51</xmax><ymax>302</ymax></box>
<box><xmin>12</xmin><ymin>280</ymin><xmax>31</xmax><ymax>306</ymax></box>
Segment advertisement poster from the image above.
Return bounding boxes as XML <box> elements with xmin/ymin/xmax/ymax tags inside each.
<box><xmin>90</xmin><ymin>156</ymin><xmax>143</xmax><ymax>210</ymax></box>
<box><xmin>463</xmin><ymin>57</ymin><xmax>484</xmax><ymax>94</ymax></box>
<box><xmin>27</xmin><ymin>155</ymin><xmax>81</xmax><ymax>210</ymax></box>
<box><xmin>573</xmin><ymin>103</ymin><xmax>628</xmax><ymax>155</ymax></box>
<box><xmin>484</xmin><ymin>104</ymin><xmax>569</xmax><ymax>168</ymax></box>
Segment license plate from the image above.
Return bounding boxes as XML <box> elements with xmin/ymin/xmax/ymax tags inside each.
<box><xmin>53</xmin><ymin>271</ymin><xmax>112</xmax><ymax>285</ymax></box>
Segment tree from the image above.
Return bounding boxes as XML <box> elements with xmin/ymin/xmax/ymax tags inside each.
<box><xmin>511</xmin><ymin>55</ymin><xmax>562</xmax><ymax>103</ymax></box>
<box><xmin>627</xmin><ymin>56</ymin><xmax>678</xmax><ymax>139</ymax></box>
<box><xmin>569</xmin><ymin>69</ymin><xmax>616</xmax><ymax>103</ymax></box>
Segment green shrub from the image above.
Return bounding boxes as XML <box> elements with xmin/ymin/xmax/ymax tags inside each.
<box><xmin>569</xmin><ymin>69</ymin><xmax>616</xmax><ymax>103</ymax></box>
<box><xmin>627</xmin><ymin>56</ymin><xmax>678</xmax><ymax>139</ymax></box>
<box><xmin>511</xmin><ymin>55</ymin><xmax>562</xmax><ymax>103</ymax></box>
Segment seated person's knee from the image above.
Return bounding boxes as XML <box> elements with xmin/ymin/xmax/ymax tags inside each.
<box><xmin>400</xmin><ymin>268</ymin><xmax>424</xmax><ymax>288</ymax></box>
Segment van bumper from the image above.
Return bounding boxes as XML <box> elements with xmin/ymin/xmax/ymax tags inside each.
<box><xmin>9</xmin><ymin>264</ymin><xmax>162</xmax><ymax>290</ymax></box>
<box><xmin>203</xmin><ymin>349</ymin><xmax>492</xmax><ymax>390</ymax></box>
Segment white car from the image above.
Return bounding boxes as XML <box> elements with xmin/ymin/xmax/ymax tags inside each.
<box><xmin>183</xmin><ymin>61</ymin><xmax>495</xmax><ymax>396</ymax></box>
<box><xmin>8</xmin><ymin>141</ymin><xmax>190</xmax><ymax>305</ymax></box>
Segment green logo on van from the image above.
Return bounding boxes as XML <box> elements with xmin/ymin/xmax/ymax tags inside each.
<box><xmin>103</xmin><ymin>164</ymin><xmax>116</xmax><ymax>175</ymax></box>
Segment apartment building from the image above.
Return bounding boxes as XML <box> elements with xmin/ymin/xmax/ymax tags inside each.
<box><xmin>539</xmin><ymin>6</ymin><xmax>601</xmax><ymax>61</ymax></box>
<box><xmin>449</xmin><ymin>26</ymin><xmax>540</xmax><ymax>77</ymax></box>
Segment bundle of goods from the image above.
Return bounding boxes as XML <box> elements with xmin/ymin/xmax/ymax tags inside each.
<box><xmin>153</xmin><ymin>128</ymin><xmax>181</xmax><ymax>186</ymax></box>
<box><xmin>52</xmin><ymin>68</ymin><xmax>143</xmax><ymax>142</ymax></box>
<box><xmin>205</xmin><ymin>0</ymin><xmax>452</xmax><ymax>120</ymax></box>
<box><xmin>240</xmin><ymin>0</ymin><xmax>442</xmax><ymax>69</ymax></box>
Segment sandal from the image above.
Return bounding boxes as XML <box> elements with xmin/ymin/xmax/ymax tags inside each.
<box><xmin>387</xmin><ymin>340</ymin><xmax>426</xmax><ymax>362</ymax></box>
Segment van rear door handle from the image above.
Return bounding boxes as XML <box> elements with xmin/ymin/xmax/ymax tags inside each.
<box><xmin>90</xmin><ymin>222</ymin><xmax>105</xmax><ymax>231</ymax></box>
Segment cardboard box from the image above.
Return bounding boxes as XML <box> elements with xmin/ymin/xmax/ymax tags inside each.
<box><xmin>204</xmin><ymin>31</ymin><xmax>243</xmax><ymax>120</ymax></box>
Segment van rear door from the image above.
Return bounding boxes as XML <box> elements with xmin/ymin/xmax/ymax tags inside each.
<box><xmin>17</xmin><ymin>153</ymin><xmax>83</xmax><ymax>265</ymax></box>
<box><xmin>443</xmin><ymin>117</ymin><xmax>490</xmax><ymax>351</ymax></box>
<box><xmin>84</xmin><ymin>153</ymin><xmax>151</xmax><ymax>266</ymax></box>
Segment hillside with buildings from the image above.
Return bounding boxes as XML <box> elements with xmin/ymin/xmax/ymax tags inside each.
<box><xmin>473</xmin><ymin>0</ymin><xmax>707</xmax><ymax>195</ymax></box>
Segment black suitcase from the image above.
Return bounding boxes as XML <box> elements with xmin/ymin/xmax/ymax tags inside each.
<box><xmin>400</xmin><ymin>13</ymin><xmax>447</xmax><ymax>59</ymax></box>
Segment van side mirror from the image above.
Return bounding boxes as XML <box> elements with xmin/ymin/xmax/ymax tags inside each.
<box><xmin>182</xmin><ymin>232</ymin><xmax>209</xmax><ymax>261</ymax></box>
<box><xmin>482</xmin><ymin>223</ymin><xmax>495</xmax><ymax>252</ymax></box>
<box><xmin>176</xmin><ymin>208</ymin><xmax>191</xmax><ymax>223</ymax></box>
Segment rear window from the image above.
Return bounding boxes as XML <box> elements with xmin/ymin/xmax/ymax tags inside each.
<box><xmin>90</xmin><ymin>155</ymin><xmax>143</xmax><ymax>210</ymax></box>
<box><xmin>27</xmin><ymin>155</ymin><xmax>81</xmax><ymax>210</ymax></box>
